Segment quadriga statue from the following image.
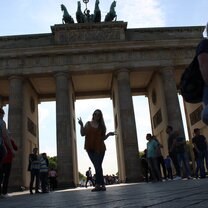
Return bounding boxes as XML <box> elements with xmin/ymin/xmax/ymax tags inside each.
<box><xmin>104</xmin><ymin>1</ymin><xmax>117</xmax><ymax>22</ymax></box>
<box><xmin>76</xmin><ymin>1</ymin><xmax>85</xmax><ymax>23</ymax></box>
<box><xmin>93</xmin><ymin>0</ymin><xmax>101</xmax><ymax>23</ymax></box>
<box><xmin>61</xmin><ymin>4</ymin><xmax>74</xmax><ymax>24</ymax></box>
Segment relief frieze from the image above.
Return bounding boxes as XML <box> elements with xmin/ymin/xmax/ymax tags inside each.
<box><xmin>0</xmin><ymin>48</ymin><xmax>191</xmax><ymax>74</ymax></box>
<box><xmin>55</xmin><ymin>30</ymin><xmax>121</xmax><ymax>44</ymax></box>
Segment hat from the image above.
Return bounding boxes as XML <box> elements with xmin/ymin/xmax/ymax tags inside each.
<box><xmin>0</xmin><ymin>108</ymin><xmax>5</xmax><ymax>114</ymax></box>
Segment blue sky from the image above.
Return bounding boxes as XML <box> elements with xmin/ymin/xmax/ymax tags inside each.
<box><xmin>0</xmin><ymin>0</ymin><xmax>208</xmax><ymax>175</ymax></box>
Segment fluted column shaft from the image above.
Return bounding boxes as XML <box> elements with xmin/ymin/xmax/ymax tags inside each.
<box><xmin>115</xmin><ymin>69</ymin><xmax>142</xmax><ymax>182</ymax></box>
<box><xmin>55</xmin><ymin>72</ymin><xmax>74</xmax><ymax>187</ymax></box>
<box><xmin>161</xmin><ymin>69</ymin><xmax>184</xmax><ymax>135</ymax></box>
<box><xmin>8</xmin><ymin>76</ymin><xmax>24</xmax><ymax>187</ymax></box>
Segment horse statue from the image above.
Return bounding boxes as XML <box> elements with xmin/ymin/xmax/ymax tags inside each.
<box><xmin>104</xmin><ymin>1</ymin><xmax>117</xmax><ymax>22</ymax></box>
<box><xmin>93</xmin><ymin>0</ymin><xmax>101</xmax><ymax>23</ymax></box>
<box><xmin>76</xmin><ymin>1</ymin><xmax>85</xmax><ymax>23</ymax></box>
<box><xmin>61</xmin><ymin>4</ymin><xmax>74</xmax><ymax>24</ymax></box>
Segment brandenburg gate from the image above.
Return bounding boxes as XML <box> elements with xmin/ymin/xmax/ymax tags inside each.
<box><xmin>0</xmin><ymin>20</ymin><xmax>206</xmax><ymax>189</ymax></box>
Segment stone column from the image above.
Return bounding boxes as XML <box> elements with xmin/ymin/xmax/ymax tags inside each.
<box><xmin>8</xmin><ymin>75</ymin><xmax>24</xmax><ymax>188</ymax></box>
<box><xmin>161</xmin><ymin>69</ymin><xmax>184</xmax><ymax>135</ymax></box>
<box><xmin>114</xmin><ymin>69</ymin><xmax>142</xmax><ymax>182</ymax></box>
<box><xmin>55</xmin><ymin>72</ymin><xmax>74</xmax><ymax>188</ymax></box>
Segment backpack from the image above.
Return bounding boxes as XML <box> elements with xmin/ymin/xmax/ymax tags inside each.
<box><xmin>86</xmin><ymin>171</ymin><xmax>89</xmax><ymax>177</ymax></box>
<box><xmin>180</xmin><ymin>56</ymin><xmax>204</xmax><ymax>103</ymax></box>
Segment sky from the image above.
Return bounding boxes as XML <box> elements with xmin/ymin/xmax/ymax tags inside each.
<box><xmin>0</xmin><ymin>0</ymin><xmax>208</xmax><ymax>175</ymax></box>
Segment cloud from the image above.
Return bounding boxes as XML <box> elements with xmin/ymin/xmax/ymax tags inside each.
<box><xmin>117</xmin><ymin>0</ymin><xmax>165</xmax><ymax>28</ymax></box>
<box><xmin>38</xmin><ymin>103</ymin><xmax>51</xmax><ymax>127</ymax></box>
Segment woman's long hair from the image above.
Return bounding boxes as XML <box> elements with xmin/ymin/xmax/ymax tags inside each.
<box><xmin>92</xmin><ymin>109</ymin><xmax>106</xmax><ymax>135</ymax></box>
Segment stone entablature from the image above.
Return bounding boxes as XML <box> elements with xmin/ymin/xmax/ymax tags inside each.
<box><xmin>0</xmin><ymin>23</ymin><xmax>203</xmax><ymax>49</ymax></box>
<box><xmin>0</xmin><ymin>34</ymin><xmax>53</xmax><ymax>49</ymax></box>
<box><xmin>0</xmin><ymin>43</ymin><xmax>199</xmax><ymax>76</ymax></box>
<box><xmin>0</xmin><ymin>23</ymin><xmax>204</xmax><ymax>89</ymax></box>
<box><xmin>126</xmin><ymin>26</ymin><xmax>204</xmax><ymax>41</ymax></box>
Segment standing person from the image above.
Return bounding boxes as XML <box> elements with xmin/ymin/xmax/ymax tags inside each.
<box><xmin>166</xmin><ymin>125</ymin><xmax>181</xmax><ymax>179</ymax></box>
<box><xmin>146</xmin><ymin>133</ymin><xmax>161</xmax><ymax>182</ymax></box>
<box><xmin>192</xmin><ymin>128</ymin><xmax>208</xmax><ymax>178</ymax></box>
<box><xmin>0</xmin><ymin>108</ymin><xmax>15</xmax><ymax>168</ymax></box>
<box><xmin>196</xmin><ymin>23</ymin><xmax>208</xmax><ymax>124</ymax></box>
<box><xmin>153</xmin><ymin>136</ymin><xmax>167</xmax><ymax>180</ymax></box>
<box><xmin>78</xmin><ymin>109</ymin><xmax>116</xmax><ymax>192</ymax></box>
<box><xmin>49</xmin><ymin>168</ymin><xmax>57</xmax><ymax>191</ymax></box>
<box><xmin>28</xmin><ymin>147</ymin><xmax>40</xmax><ymax>194</ymax></box>
<box><xmin>39</xmin><ymin>153</ymin><xmax>49</xmax><ymax>193</ymax></box>
<box><xmin>193</xmin><ymin>147</ymin><xmax>201</xmax><ymax>179</ymax></box>
<box><xmin>140</xmin><ymin>149</ymin><xmax>151</xmax><ymax>182</ymax></box>
<box><xmin>174</xmin><ymin>131</ymin><xmax>192</xmax><ymax>179</ymax></box>
<box><xmin>85</xmin><ymin>167</ymin><xmax>95</xmax><ymax>187</ymax></box>
<box><xmin>0</xmin><ymin>130</ymin><xmax>17</xmax><ymax>198</ymax></box>
<box><xmin>164</xmin><ymin>155</ymin><xmax>173</xmax><ymax>180</ymax></box>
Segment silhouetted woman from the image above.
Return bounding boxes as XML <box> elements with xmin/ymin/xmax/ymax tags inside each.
<box><xmin>78</xmin><ymin>109</ymin><xmax>115</xmax><ymax>191</ymax></box>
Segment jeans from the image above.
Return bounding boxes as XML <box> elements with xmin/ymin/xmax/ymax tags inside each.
<box><xmin>0</xmin><ymin>163</ymin><xmax>12</xmax><ymax>195</ymax></box>
<box><xmin>87</xmin><ymin>151</ymin><xmax>105</xmax><ymax>186</ymax></box>
<box><xmin>195</xmin><ymin>151</ymin><xmax>208</xmax><ymax>178</ymax></box>
<box><xmin>169</xmin><ymin>151</ymin><xmax>181</xmax><ymax>177</ymax></box>
<box><xmin>177</xmin><ymin>152</ymin><xmax>191</xmax><ymax>177</ymax></box>
<box><xmin>29</xmin><ymin>169</ymin><xmax>40</xmax><ymax>193</ymax></box>
<box><xmin>148</xmin><ymin>157</ymin><xmax>161</xmax><ymax>181</ymax></box>
<box><xmin>40</xmin><ymin>172</ymin><xmax>48</xmax><ymax>192</ymax></box>
<box><xmin>157</xmin><ymin>156</ymin><xmax>167</xmax><ymax>179</ymax></box>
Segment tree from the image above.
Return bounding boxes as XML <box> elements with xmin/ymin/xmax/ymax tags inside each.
<box><xmin>48</xmin><ymin>156</ymin><xmax>57</xmax><ymax>169</ymax></box>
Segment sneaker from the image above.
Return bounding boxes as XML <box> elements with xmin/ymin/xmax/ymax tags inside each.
<box><xmin>101</xmin><ymin>186</ymin><xmax>106</xmax><ymax>191</ymax></box>
<box><xmin>173</xmin><ymin>176</ymin><xmax>181</xmax><ymax>180</ymax></box>
<box><xmin>0</xmin><ymin>195</ymin><xmax>5</xmax><ymax>199</ymax></box>
<box><xmin>91</xmin><ymin>186</ymin><xmax>102</xmax><ymax>192</ymax></box>
<box><xmin>2</xmin><ymin>194</ymin><xmax>11</xmax><ymax>198</ymax></box>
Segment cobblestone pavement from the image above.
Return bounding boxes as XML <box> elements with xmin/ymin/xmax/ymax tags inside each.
<box><xmin>1</xmin><ymin>178</ymin><xmax>208</xmax><ymax>208</ymax></box>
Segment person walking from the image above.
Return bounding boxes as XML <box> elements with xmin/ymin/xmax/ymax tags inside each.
<box><xmin>85</xmin><ymin>167</ymin><xmax>95</xmax><ymax>187</ymax></box>
<box><xmin>28</xmin><ymin>147</ymin><xmax>40</xmax><ymax>194</ymax></box>
<box><xmin>78</xmin><ymin>109</ymin><xmax>116</xmax><ymax>192</ymax></box>
<box><xmin>0</xmin><ymin>130</ymin><xmax>17</xmax><ymax>198</ymax></box>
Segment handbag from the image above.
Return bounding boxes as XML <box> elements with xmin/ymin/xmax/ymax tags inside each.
<box><xmin>180</xmin><ymin>56</ymin><xmax>204</xmax><ymax>103</ymax></box>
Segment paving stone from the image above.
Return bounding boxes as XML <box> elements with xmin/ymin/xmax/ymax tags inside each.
<box><xmin>0</xmin><ymin>179</ymin><xmax>208</xmax><ymax>207</ymax></box>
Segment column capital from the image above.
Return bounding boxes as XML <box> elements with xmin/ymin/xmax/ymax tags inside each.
<box><xmin>8</xmin><ymin>75</ymin><xmax>24</xmax><ymax>81</ymax></box>
<box><xmin>158</xmin><ymin>67</ymin><xmax>175</xmax><ymax>75</ymax></box>
<box><xmin>114</xmin><ymin>68</ymin><xmax>130</xmax><ymax>76</ymax></box>
<box><xmin>54</xmin><ymin>72</ymin><xmax>70</xmax><ymax>79</ymax></box>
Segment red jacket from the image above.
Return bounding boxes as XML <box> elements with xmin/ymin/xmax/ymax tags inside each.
<box><xmin>3</xmin><ymin>139</ymin><xmax>18</xmax><ymax>164</ymax></box>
